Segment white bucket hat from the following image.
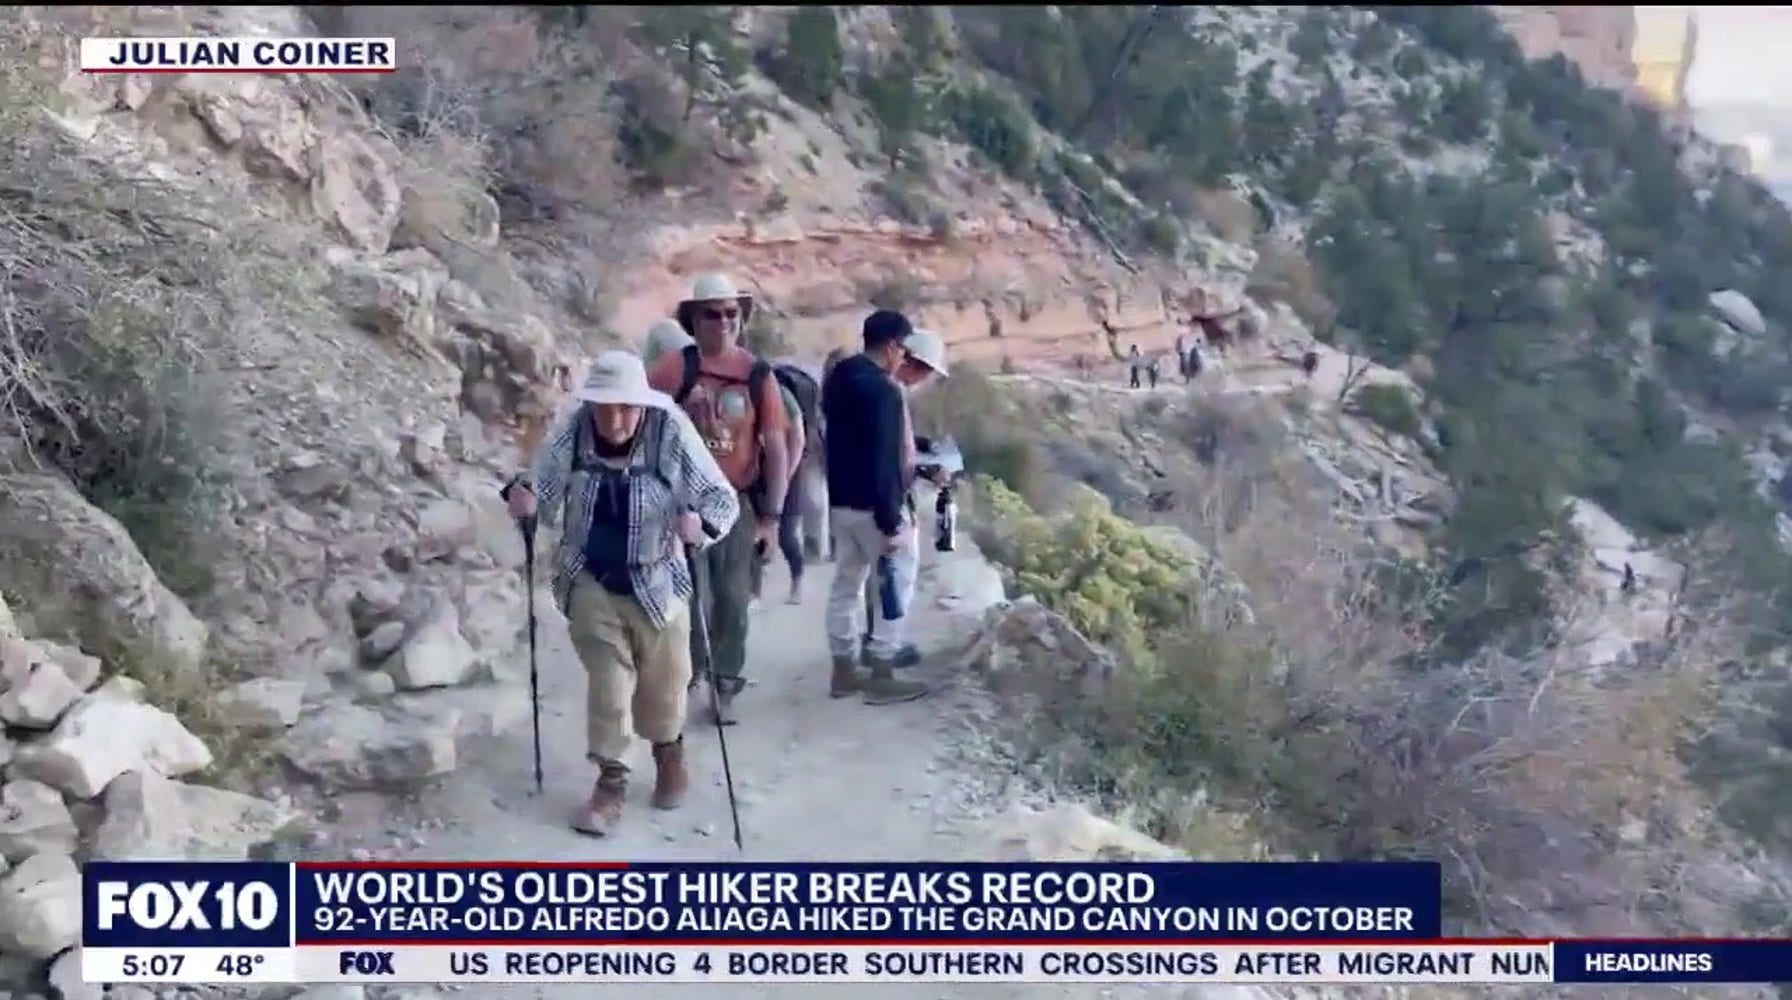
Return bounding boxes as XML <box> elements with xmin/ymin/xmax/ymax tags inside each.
<box><xmin>639</xmin><ymin>317</ymin><xmax>693</xmax><ymax>364</ymax></box>
<box><xmin>675</xmin><ymin>273</ymin><xmax>755</xmax><ymax>335</ymax></box>
<box><xmin>906</xmin><ymin>328</ymin><xmax>949</xmax><ymax>377</ymax></box>
<box><xmin>573</xmin><ymin>350</ymin><xmax>674</xmax><ymax>409</ymax></box>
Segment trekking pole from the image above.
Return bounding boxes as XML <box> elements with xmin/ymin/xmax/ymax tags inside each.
<box><xmin>519</xmin><ymin>514</ymin><xmax>544</xmax><ymax>795</ymax></box>
<box><xmin>686</xmin><ymin>546</ymin><xmax>744</xmax><ymax>852</ymax></box>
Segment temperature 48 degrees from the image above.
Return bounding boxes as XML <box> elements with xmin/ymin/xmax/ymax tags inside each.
<box><xmin>217</xmin><ymin>954</ymin><xmax>266</xmax><ymax>977</ymax></box>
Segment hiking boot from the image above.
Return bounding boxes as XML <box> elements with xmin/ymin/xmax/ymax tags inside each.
<box><xmin>571</xmin><ymin>763</ymin><xmax>627</xmax><ymax>837</ymax></box>
<box><xmin>861</xmin><ymin>663</ymin><xmax>934</xmax><ymax>706</ymax></box>
<box><xmin>861</xmin><ymin>643</ymin><xmax>922</xmax><ymax>669</ymax></box>
<box><xmin>650</xmin><ymin>739</ymin><xmax>688</xmax><ymax>810</ymax></box>
<box><xmin>829</xmin><ymin>655</ymin><xmax>863</xmax><ymax>698</ymax></box>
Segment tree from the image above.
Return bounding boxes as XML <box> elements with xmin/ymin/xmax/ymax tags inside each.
<box><xmin>765</xmin><ymin>6</ymin><xmax>843</xmax><ymax>109</ymax></box>
<box><xmin>635</xmin><ymin>7</ymin><xmax>747</xmax><ymax>125</ymax></box>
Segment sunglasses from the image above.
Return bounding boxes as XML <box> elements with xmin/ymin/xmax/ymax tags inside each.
<box><xmin>700</xmin><ymin>307</ymin><xmax>741</xmax><ymax>322</ymax></box>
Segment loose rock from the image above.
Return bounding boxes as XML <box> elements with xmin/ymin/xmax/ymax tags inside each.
<box><xmin>0</xmin><ymin>852</ymin><xmax>81</xmax><ymax>958</ymax></box>
<box><xmin>12</xmin><ymin>693</ymin><xmax>212</xmax><ymax>798</ymax></box>
<box><xmin>93</xmin><ymin>770</ymin><xmax>300</xmax><ymax>861</ymax></box>
<box><xmin>0</xmin><ymin>781</ymin><xmax>78</xmax><ymax>861</ymax></box>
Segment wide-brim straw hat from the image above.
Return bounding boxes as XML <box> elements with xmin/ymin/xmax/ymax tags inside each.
<box><xmin>573</xmin><ymin>350</ymin><xmax>675</xmax><ymax>409</ymax></box>
<box><xmin>906</xmin><ymin>328</ymin><xmax>949</xmax><ymax>377</ymax></box>
<box><xmin>675</xmin><ymin>272</ymin><xmax>755</xmax><ymax>335</ymax></box>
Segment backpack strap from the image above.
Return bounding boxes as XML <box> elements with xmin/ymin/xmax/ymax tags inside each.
<box><xmin>674</xmin><ymin>344</ymin><xmax>702</xmax><ymax>404</ymax></box>
<box><xmin>747</xmin><ymin>360</ymin><xmax>773</xmax><ymax>445</ymax></box>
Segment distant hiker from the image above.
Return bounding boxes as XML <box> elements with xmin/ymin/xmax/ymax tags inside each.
<box><xmin>859</xmin><ymin>329</ymin><xmax>951</xmax><ymax>667</ymax></box>
<box><xmin>503</xmin><ymin>351</ymin><xmax>739</xmax><ymax>837</ymax></box>
<box><xmin>1174</xmin><ymin>334</ymin><xmax>1187</xmax><ymax>377</ymax></box>
<box><xmin>1147</xmin><ymin>356</ymin><xmax>1161</xmax><ymax>389</ymax></box>
<box><xmin>1185</xmin><ymin>343</ymin><xmax>1203</xmax><ymax>383</ymax></box>
<box><xmin>821</xmin><ymin>310</ymin><xmax>937</xmax><ymax>705</ymax></box>
<box><xmin>1128</xmin><ymin>344</ymin><xmax>1143</xmax><ymax>389</ymax></box>
<box><xmin>1621</xmin><ymin>562</ymin><xmax>1637</xmax><ymax>595</ymax></box>
<box><xmin>1301</xmin><ymin>349</ymin><xmax>1320</xmax><ymax>379</ymax></box>
<box><xmin>647</xmin><ymin>274</ymin><xmax>792</xmax><ymax>725</ymax></box>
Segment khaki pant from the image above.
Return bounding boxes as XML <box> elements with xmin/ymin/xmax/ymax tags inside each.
<box><xmin>827</xmin><ymin>508</ymin><xmax>916</xmax><ymax>661</ymax></box>
<box><xmin>565</xmin><ymin>577</ymin><xmax>693</xmax><ymax>765</ymax></box>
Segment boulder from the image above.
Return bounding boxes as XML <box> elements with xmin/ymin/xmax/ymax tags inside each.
<box><xmin>959</xmin><ymin>598</ymin><xmax>1119</xmax><ymax>699</ymax></box>
<box><xmin>331</xmin><ymin>253</ymin><xmax>445</xmax><ymax>345</ymax></box>
<box><xmin>310</xmin><ymin>131</ymin><xmax>401</xmax><ymax>254</ymax></box>
<box><xmin>0</xmin><ymin>655</ymin><xmax>86</xmax><ymax>730</ymax></box>
<box><xmin>280</xmin><ymin>702</ymin><xmax>459</xmax><ymax>791</ymax></box>
<box><xmin>92</xmin><ymin>770</ymin><xmax>300</xmax><ymax>861</ymax></box>
<box><xmin>0</xmin><ymin>780</ymin><xmax>77</xmax><ymax>861</ymax></box>
<box><xmin>384</xmin><ymin>601</ymin><xmax>477</xmax><ymax>691</ymax></box>
<box><xmin>359</xmin><ymin>621</ymin><xmax>407</xmax><ymax>664</ymax></box>
<box><xmin>216</xmin><ymin>678</ymin><xmax>307</xmax><ymax>731</ymax></box>
<box><xmin>49</xmin><ymin>948</ymin><xmax>102</xmax><ymax>1000</ymax></box>
<box><xmin>975</xmin><ymin>803</ymin><xmax>1181</xmax><ymax>862</ymax></box>
<box><xmin>0</xmin><ymin>474</ymin><xmax>209</xmax><ymax>679</ymax></box>
<box><xmin>1709</xmin><ymin>289</ymin><xmax>1766</xmax><ymax>338</ymax></box>
<box><xmin>12</xmin><ymin>693</ymin><xmax>212</xmax><ymax>799</ymax></box>
<box><xmin>412</xmin><ymin>499</ymin><xmax>473</xmax><ymax>563</ymax></box>
<box><xmin>0</xmin><ymin>852</ymin><xmax>81</xmax><ymax>958</ymax></box>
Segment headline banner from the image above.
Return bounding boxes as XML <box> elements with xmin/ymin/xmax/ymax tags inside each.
<box><xmin>78</xmin><ymin>861</ymin><xmax>1792</xmax><ymax>985</ymax></box>
<box><xmin>84</xmin><ymin>860</ymin><xmax>1443</xmax><ymax>948</ymax></box>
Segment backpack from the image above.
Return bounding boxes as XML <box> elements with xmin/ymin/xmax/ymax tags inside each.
<box><xmin>672</xmin><ymin>345</ymin><xmax>818</xmax><ymax>512</ymax></box>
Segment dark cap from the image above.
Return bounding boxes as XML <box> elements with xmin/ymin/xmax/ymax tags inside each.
<box><xmin>862</xmin><ymin>309</ymin><xmax>914</xmax><ymax>350</ymax></box>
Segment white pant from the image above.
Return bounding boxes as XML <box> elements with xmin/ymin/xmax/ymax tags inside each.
<box><xmin>827</xmin><ymin>507</ymin><xmax>918</xmax><ymax>660</ymax></box>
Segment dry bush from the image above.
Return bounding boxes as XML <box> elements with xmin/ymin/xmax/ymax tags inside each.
<box><xmin>976</xmin><ymin>392</ymin><xmax>1765</xmax><ymax>937</ymax></box>
<box><xmin>0</xmin><ymin>30</ymin><xmax>252</xmax><ymax>598</ymax></box>
<box><xmin>1247</xmin><ymin>239</ymin><xmax>1336</xmax><ymax>332</ymax></box>
<box><xmin>314</xmin><ymin>6</ymin><xmax>627</xmax><ymax>219</ymax></box>
<box><xmin>1190</xmin><ymin>187</ymin><xmax>1260</xmax><ymax>244</ymax></box>
<box><xmin>1136</xmin><ymin>454</ymin><xmax>1746</xmax><ymax>934</ymax></box>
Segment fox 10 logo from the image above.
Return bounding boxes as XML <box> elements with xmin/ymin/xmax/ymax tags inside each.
<box><xmin>97</xmin><ymin>880</ymin><xmax>281</xmax><ymax>932</ymax></box>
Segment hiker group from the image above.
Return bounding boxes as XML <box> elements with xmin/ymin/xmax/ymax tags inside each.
<box><xmin>502</xmin><ymin>273</ymin><xmax>952</xmax><ymax>837</ymax></box>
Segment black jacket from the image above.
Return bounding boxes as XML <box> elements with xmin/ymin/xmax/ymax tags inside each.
<box><xmin>822</xmin><ymin>354</ymin><xmax>907</xmax><ymax>536</ymax></box>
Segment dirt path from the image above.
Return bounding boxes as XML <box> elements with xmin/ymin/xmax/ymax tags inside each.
<box><xmin>337</xmin><ymin>537</ymin><xmax>1204</xmax><ymax>998</ymax></box>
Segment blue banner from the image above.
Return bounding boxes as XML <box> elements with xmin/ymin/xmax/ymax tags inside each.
<box><xmin>84</xmin><ymin>861</ymin><xmax>1443</xmax><ymax>947</ymax></box>
<box><xmin>1555</xmin><ymin>941</ymin><xmax>1792</xmax><ymax>984</ymax></box>
<box><xmin>294</xmin><ymin>860</ymin><xmax>1440</xmax><ymax>944</ymax></box>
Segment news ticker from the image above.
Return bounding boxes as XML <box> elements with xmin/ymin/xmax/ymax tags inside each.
<box><xmin>81</xmin><ymin>861</ymin><xmax>1792</xmax><ymax>985</ymax></box>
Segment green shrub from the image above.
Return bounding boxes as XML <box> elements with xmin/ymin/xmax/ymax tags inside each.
<box><xmin>942</xmin><ymin>83</ymin><xmax>1035</xmax><ymax>178</ymax></box>
<box><xmin>1351</xmin><ymin>383</ymin><xmax>1423</xmax><ymax>438</ymax></box>
<box><xmin>972</xmin><ymin>480</ymin><xmax>1193</xmax><ymax>662</ymax></box>
<box><xmin>760</xmin><ymin>6</ymin><xmax>844</xmax><ymax>109</ymax></box>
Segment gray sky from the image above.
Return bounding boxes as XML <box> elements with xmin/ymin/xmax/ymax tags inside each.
<box><xmin>1684</xmin><ymin>6</ymin><xmax>1792</xmax><ymax>106</ymax></box>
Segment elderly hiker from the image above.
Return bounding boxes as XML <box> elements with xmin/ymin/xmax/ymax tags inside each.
<box><xmin>859</xmin><ymin>328</ymin><xmax>950</xmax><ymax>666</ymax></box>
<box><xmin>647</xmin><ymin>273</ymin><xmax>791</xmax><ymax>725</ymax></box>
<box><xmin>502</xmin><ymin>350</ymin><xmax>739</xmax><ymax>837</ymax></box>
<box><xmin>822</xmin><ymin>310</ymin><xmax>937</xmax><ymax>705</ymax></box>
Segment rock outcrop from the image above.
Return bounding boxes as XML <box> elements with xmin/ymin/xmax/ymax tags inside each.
<box><xmin>0</xmin><ymin>474</ymin><xmax>209</xmax><ymax>678</ymax></box>
<box><xmin>0</xmin><ymin>596</ymin><xmax>298</xmax><ymax>991</ymax></box>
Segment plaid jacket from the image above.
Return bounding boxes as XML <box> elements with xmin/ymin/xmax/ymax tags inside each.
<box><xmin>530</xmin><ymin>406</ymin><xmax>739</xmax><ymax>628</ymax></box>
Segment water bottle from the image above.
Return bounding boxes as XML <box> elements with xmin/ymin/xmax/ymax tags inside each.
<box><xmin>935</xmin><ymin>484</ymin><xmax>957</xmax><ymax>553</ymax></box>
<box><xmin>876</xmin><ymin>554</ymin><xmax>904</xmax><ymax>621</ymax></box>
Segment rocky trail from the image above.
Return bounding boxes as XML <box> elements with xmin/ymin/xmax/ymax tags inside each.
<box><xmin>311</xmin><ymin>531</ymin><xmax>1215</xmax><ymax>999</ymax></box>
